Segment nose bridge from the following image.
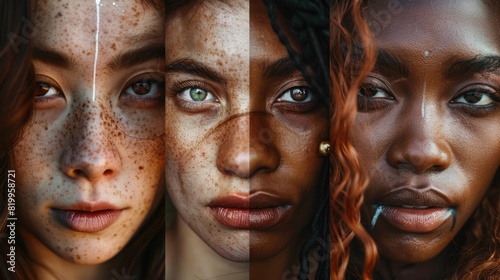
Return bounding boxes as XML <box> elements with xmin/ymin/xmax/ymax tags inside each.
<box><xmin>388</xmin><ymin>99</ymin><xmax>451</xmax><ymax>173</ymax></box>
<box><xmin>216</xmin><ymin>112</ymin><xmax>279</xmax><ymax>178</ymax></box>
<box><xmin>61</xmin><ymin>98</ymin><xmax>121</xmax><ymax>181</ymax></box>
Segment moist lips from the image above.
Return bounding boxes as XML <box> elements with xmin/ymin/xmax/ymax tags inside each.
<box><xmin>208</xmin><ymin>193</ymin><xmax>291</xmax><ymax>230</ymax></box>
<box><xmin>54</xmin><ymin>209</ymin><xmax>122</xmax><ymax>233</ymax></box>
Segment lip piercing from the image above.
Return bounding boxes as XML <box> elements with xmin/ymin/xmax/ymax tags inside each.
<box><xmin>371</xmin><ymin>204</ymin><xmax>384</xmax><ymax>230</ymax></box>
<box><xmin>319</xmin><ymin>141</ymin><xmax>330</xmax><ymax>156</ymax></box>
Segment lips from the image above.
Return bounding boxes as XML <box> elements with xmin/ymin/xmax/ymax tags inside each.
<box><xmin>53</xmin><ymin>202</ymin><xmax>123</xmax><ymax>233</ymax></box>
<box><xmin>208</xmin><ymin>192</ymin><xmax>291</xmax><ymax>230</ymax></box>
<box><xmin>372</xmin><ymin>188</ymin><xmax>456</xmax><ymax>233</ymax></box>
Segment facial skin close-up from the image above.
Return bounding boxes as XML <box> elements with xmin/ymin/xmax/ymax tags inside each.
<box><xmin>165</xmin><ymin>0</ymin><xmax>328</xmax><ymax>265</ymax></box>
<box><xmin>13</xmin><ymin>0</ymin><xmax>165</xmax><ymax>269</ymax></box>
<box><xmin>352</xmin><ymin>0</ymin><xmax>500</xmax><ymax>268</ymax></box>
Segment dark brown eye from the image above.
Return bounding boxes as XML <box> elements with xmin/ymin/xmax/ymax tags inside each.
<box><xmin>463</xmin><ymin>92</ymin><xmax>482</xmax><ymax>103</ymax></box>
<box><xmin>358</xmin><ymin>84</ymin><xmax>392</xmax><ymax>99</ymax></box>
<box><xmin>454</xmin><ymin>91</ymin><xmax>494</xmax><ymax>106</ymax></box>
<box><xmin>278</xmin><ymin>87</ymin><xmax>314</xmax><ymax>103</ymax></box>
<box><xmin>35</xmin><ymin>82</ymin><xmax>59</xmax><ymax>97</ymax></box>
<box><xmin>131</xmin><ymin>81</ymin><xmax>153</xmax><ymax>95</ymax></box>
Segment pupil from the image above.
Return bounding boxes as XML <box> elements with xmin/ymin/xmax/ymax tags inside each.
<box><xmin>190</xmin><ymin>88</ymin><xmax>208</xmax><ymax>101</ymax></box>
<box><xmin>464</xmin><ymin>92</ymin><xmax>482</xmax><ymax>103</ymax></box>
<box><xmin>291</xmin><ymin>88</ymin><xmax>308</xmax><ymax>101</ymax></box>
<box><xmin>132</xmin><ymin>81</ymin><xmax>152</xmax><ymax>95</ymax></box>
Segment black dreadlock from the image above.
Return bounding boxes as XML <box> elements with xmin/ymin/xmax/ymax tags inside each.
<box><xmin>263</xmin><ymin>1</ymin><xmax>330</xmax><ymax>279</ymax></box>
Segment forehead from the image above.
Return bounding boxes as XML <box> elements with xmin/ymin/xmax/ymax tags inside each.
<box><xmin>165</xmin><ymin>1</ymin><xmax>249</xmax><ymax>62</ymax></box>
<box><xmin>368</xmin><ymin>0</ymin><xmax>500</xmax><ymax>55</ymax></box>
<box><xmin>33</xmin><ymin>0</ymin><xmax>163</xmax><ymax>60</ymax></box>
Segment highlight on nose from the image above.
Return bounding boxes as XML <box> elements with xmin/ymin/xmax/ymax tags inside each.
<box><xmin>216</xmin><ymin>114</ymin><xmax>280</xmax><ymax>178</ymax></box>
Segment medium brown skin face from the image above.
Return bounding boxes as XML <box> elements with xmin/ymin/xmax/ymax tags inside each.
<box><xmin>352</xmin><ymin>0</ymin><xmax>500</xmax><ymax>270</ymax></box>
<box><xmin>14</xmin><ymin>0</ymin><xmax>164</xmax><ymax>266</ymax></box>
<box><xmin>165</xmin><ymin>0</ymin><xmax>328</xmax><ymax>263</ymax></box>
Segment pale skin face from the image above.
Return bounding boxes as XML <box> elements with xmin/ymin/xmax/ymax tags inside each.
<box><xmin>13</xmin><ymin>0</ymin><xmax>164</xmax><ymax>270</ymax></box>
<box><xmin>352</xmin><ymin>0</ymin><xmax>500</xmax><ymax>274</ymax></box>
<box><xmin>165</xmin><ymin>0</ymin><xmax>328</xmax><ymax>265</ymax></box>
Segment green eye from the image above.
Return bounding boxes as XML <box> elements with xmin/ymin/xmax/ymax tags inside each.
<box><xmin>189</xmin><ymin>88</ymin><xmax>208</xmax><ymax>101</ymax></box>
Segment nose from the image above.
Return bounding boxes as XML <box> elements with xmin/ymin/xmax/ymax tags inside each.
<box><xmin>386</xmin><ymin>105</ymin><xmax>452</xmax><ymax>173</ymax></box>
<box><xmin>216</xmin><ymin>113</ymin><xmax>280</xmax><ymax>178</ymax></box>
<box><xmin>60</xmin><ymin>102</ymin><xmax>122</xmax><ymax>181</ymax></box>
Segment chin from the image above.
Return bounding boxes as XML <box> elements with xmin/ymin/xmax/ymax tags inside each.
<box><xmin>211</xmin><ymin>245</ymin><xmax>250</xmax><ymax>262</ymax></box>
<box><xmin>379</xmin><ymin>244</ymin><xmax>445</xmax><ymax>264</ymax></box>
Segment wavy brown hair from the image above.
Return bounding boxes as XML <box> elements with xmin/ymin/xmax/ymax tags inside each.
<box><xmin>329</xmin><ymin>0</ymin><xmax>377</xmax><ymax>279</ymax></box>
<box><xmin>1</xmin><ymin>0</ymin><xmax>36</xmax><ymax>279</ymax></box>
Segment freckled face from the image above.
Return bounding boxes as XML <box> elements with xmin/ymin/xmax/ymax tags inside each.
<box><xmin>165</xmin><ymin>1</ymin><xmax>328</xmax><ymax>262</ymax></box>
<box><xmin>352</xmin><ymin>0</ymin><xmax>500</xmax><ymax>263</ymax></box>
<box><xmin>14</xmin><ymin>0</ymin><xmax>164</xmax><ymax>264</ymax></box>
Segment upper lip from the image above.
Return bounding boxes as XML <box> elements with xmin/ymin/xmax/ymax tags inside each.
<box><xmin>375</xmin><ymin>187</ymin><xmax>453</xmax><ymax>208</ymax></box>
<box><xmin>208</xmin><ymin>192</ymin><xmax>290</xmax><ymax>209</ymax></box>
<box><xmin>54</xmin><ymin>201</ymin><xmax>121</xmax><ymax>212</ymax></box>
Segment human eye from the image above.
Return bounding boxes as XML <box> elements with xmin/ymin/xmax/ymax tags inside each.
<box><xmin>274</xmin><ymin>86</ymin><xmax>319</xmax><ymax>113</ymax></box>
<box><xmin>357</xmin><ymin>77</ymin><xmax>395</xmax><ymax>111</ymax></box>
<box><xmin>119</xmin><ymin>72</ymin><xmax>164</xmax><ymax>108</ymax></box>
<box><xmin>450</xmin><ymin>85</ymin><xmax>500</xmax><ymax>116</ymax></box>
<box><xmin>34</xmin><ymin>75</ymin><xmax>65</xmax><ymax>107</ymax></box>
<box><xmin>169</xmin><ymin>80</ymin><xmax>219</xmax><ymax>113</ymax></box>
<box><xmin>178</xmin><ymin>87</ymin><xmax>217</xmax><ymax>102</ymax></box>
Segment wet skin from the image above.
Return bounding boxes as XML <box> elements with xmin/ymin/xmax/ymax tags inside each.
<box><xmin>13</xmin><ymin>0</ymin><xmax>164</xmax><ymax>267</ymax></box>
<box><xmin>352</xmin><ymin>0</ymin><xmax>500</xmax><ymax>271</ymax></box>
<box><xmin>165</xmin><ymin>0</ymin><xmax>328</xmax><ymax>264</ymax></box>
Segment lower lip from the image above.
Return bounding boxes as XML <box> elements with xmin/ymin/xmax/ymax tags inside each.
<box><xmin>210</xmin><ymin>206</ymin><xmax>290</xmax><ymax>230</ymax></box>
<box><xmin>53</xmin><ymin>210</ymin><xmax>122</xmax><ymax>233</ymax></box>
<box><xmin>381</xmin><ymin>206</ymin><xmax>452</xmax><ymax>233</ymax></box>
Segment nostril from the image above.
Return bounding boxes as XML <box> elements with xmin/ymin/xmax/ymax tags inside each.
<box><xmin>103</xmin><ymin>169</ymin><xmax>113</xmax><ymax>176</ymax></box>
<box><xmin>74</xmin><ymin>169</ymin><xmax>84</xmax><ymax>176</ymax></box>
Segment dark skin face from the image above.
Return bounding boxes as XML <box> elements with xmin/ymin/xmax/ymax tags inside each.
<box><xmin>352</xmin><ymin>0</ymin><xmax>500</xmax><ymax>277</ymax></box>
<box><xmin>165</xmin><ymin>0</ymin><xmax>328</xmax><ymax>267</ymax></box>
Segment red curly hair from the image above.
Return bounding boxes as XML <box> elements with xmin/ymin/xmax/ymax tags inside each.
<box><xmin>329</xmin><ymin>1</ymin><xmax>378</xmax><ymax>279</ymax></box>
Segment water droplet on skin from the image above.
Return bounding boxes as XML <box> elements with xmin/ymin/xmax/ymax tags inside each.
<box><xmin>424</xmin><ymin>50</ymin><xmax>429</xmax><ymax>57</ymax></box>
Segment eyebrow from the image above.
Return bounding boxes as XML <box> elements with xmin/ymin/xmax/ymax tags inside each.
<box><xmin>374</xmin><ymin>49</ymin><xmax>409</xmax><ymax>77</ymax></box>
<box><xmin>107</xmin><ymin>44</ymin><xmax>165</xmax><ymax>70</ymax></box>
<box><xmin>33</xmin><ymin>44</ymin><xmax>165</xmax><ymax>70</ymax></box>
<box><xmin>165</xmin><ymin>59</ymin><xmax>227</xmax><ymax>85</ymax></box>
<box><xmin>444</xmin><ymin>55</ymin><xmax>500</xmax><ymax>78</ymax></box>
<box><xmin>32</xmin><ymin>47</ymin><xmax>76</xmax><ymax>70</ymax></box>
<box><xmin>261</xmin><ymin>57</ymin><xmax>300</xmax><ymax>79</ymax></box>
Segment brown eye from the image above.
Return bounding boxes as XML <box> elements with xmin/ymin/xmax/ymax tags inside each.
<box><xmin>463</xmin><ymin>92</ymin><xmax>482</xmax><ymax>103</ymax></box>
<box><xmin>131</xmin><ymin>81</ymin><xmax>153</xmax><ymax>95</ymax></box>
<box><xmin>35</xmin><ymin>82</ymin><xmax>59</xmax><ymax>97</ymax></box>
<box><xmin>278</xmin><ymin>86</ymin><xmax>314</xmax><ymax>103</ymax></box>
<box><xmin>290</xmin><ymin>88</ymin><xmax>309</xmax><ymax>101</ymax></box>
<box><xmin>454</xmin><ymin>91</ymin><xmax>494</xmax><ymax>106</ymax></box>
<box><xmin>358</xmin><ymin>84</ymin><xmax>392</xmax><ymax>99</ymax></box>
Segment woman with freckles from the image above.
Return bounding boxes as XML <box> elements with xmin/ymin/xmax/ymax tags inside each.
<box><xmin>2</xmin><ymin>0</ymin><xmax>166</xmax><ymax>279</ymax></box>
<box><xmin>165</xmin><ymin>0</ymin><xmax>331</xmax><ymax>279</ymax></box>
<box><xmin>346</xmin><ymin>0</ymin><xmax>500</xmax><ymax>279</ymax></box>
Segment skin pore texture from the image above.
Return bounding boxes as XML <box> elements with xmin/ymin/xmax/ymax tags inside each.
<box><xmin>165</xmin><ymin>1</ymin><xmax>328</xmax><ymax>279</ymax></box>
<box><xmin>351</xmin><ymin>0</ymin><xmax>500</xmax><ymax>278</ymax></box>
<box><xmin>13</xmin><ymin>0</ymin><xmax>164</xmax><ymax>279</ymax></box>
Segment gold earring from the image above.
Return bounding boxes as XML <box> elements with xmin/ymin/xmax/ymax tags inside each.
<box><xmin>319</xmin><ymin>141</ymin><xmax>330</xmax><ymax>156</ymax></box>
